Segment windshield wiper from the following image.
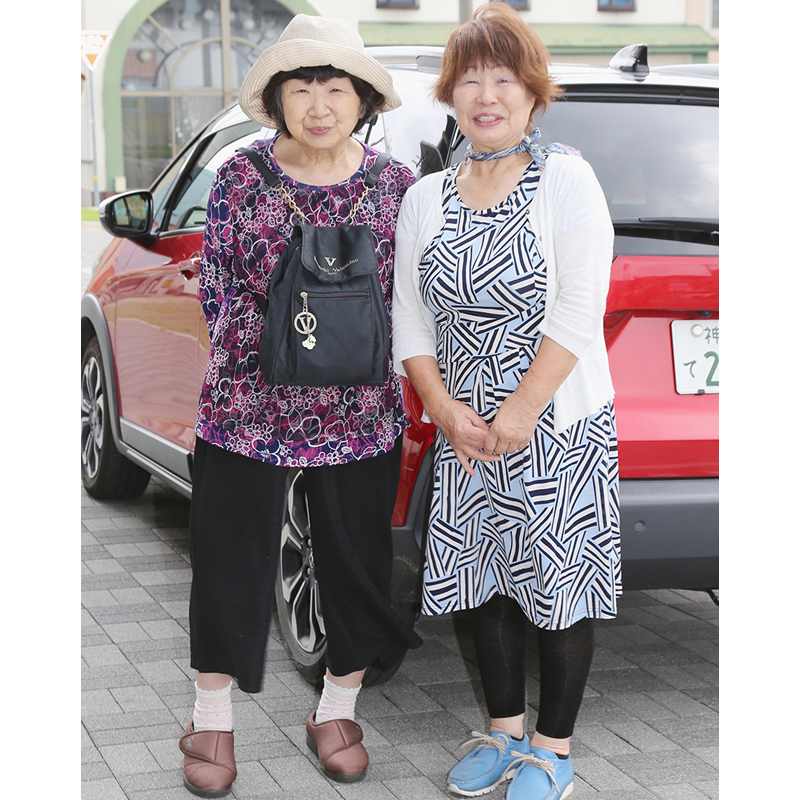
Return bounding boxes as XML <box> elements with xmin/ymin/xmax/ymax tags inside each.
<box><xmin>613</xmin><ymin>217</ymin><xmax>719</xmax><ymax>245</ymax></box>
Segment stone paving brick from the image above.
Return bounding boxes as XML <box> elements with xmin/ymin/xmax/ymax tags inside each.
<box><xmin>652</xmin><ymin>785</ymin><xmax>710</xmax><ymax>800</ymax></box>
<box><xmin>368</xmin><ymin>709</ymin><xmax>469</xmax><ymax>746</ymax></box>
<box><xmin>230</xmin><ymin>760</ymin><xmax>283</xmax><ymax>797</ymax></box>
<box><xmin>110</xmin><ymin>685</ymin><xmax>169</xmax><ymax>714</ymax></box>
<box><xmin>603</xmin><ymin>691</ymin><xmax>679</xmax><ymax>723</ymax></box>
<box><xmin>642</xmin><ymin>663</ymin><xmax>717</xmax><ymax>691</ymax></box>
<box><xmin>609</xmin><ymin>749</ymin><xmax>718</xmax><ymax>787</ymax></box>
<box><xmin>334</xmin><ymin>781</ymin><xmax>399</xmax><ymax>800</ymax></box>
<box><xmin>574</xmin><ymin>723</ymin><xmax>638</xmax><ymax>756</ymax></box>
<box><xmin>648</xmin><ymin>716</ymin><xmax>719</xmax><ymax>751</ymax></box>
<box><xmin>692</xmin><ymin>779</ymin><xmax>719</xmax><ymax>799</ymax></box>
<box><xmin>603</xmin><ymin>718</ymin><xmax>682</xmax><ymax>752</ymax></box>
<box><xmin>395</xmin><ymin>740</ymin><xmax>458</xmax><ymax>777</ymax></box>
<box><xmin>99</xmin><ymin>741</ymin><xmax>163</xmax><ymax>777</ymax></box>
<box><xmin>265</xmin><ymin>753</ymin><xmax>340</xmax><ymax>792</ymax></box>
<box><xmin>382</xmin><ymin>775</ymin><xmax>455</xmax><ymax>800</ymax></box>
<box><xmin>646</xmin><ymin>689</ymin><xmax>716</xmax><ymax>718</ymax></box>
<box><xmin>691</xmin><ymin>746</ymin><xmax>718</xmax><ymax>770</ymax></box>
<box><xmin>134</xmin><ymin>659</ymin><xmax>190</xmax><ymax>685</ymax></box>
<box><xmin>575</xmin><ymin>755</ymin><xmax>641</xmax><ymax>792</ymax></box>
<box><xmin>104</xmin><ymin>622</ymin><xmax>153</xmax><ymax>643</ymax></box>
<box><xmin>81</xmin><ymin>778</ymin><xmax>129</xmax><ymax>799</ymax></box>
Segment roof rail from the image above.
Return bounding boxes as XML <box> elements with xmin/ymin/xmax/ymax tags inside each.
<box><xmin>609</xmin><ymin>43</ymin><xmax>650</xmax><ymax>77</ymax></box>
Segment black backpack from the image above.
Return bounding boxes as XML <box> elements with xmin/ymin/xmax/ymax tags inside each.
<box><xmin>238</xmin><ymin>147</ymin><xmax>392</xmax><ymax>387</ymax></box>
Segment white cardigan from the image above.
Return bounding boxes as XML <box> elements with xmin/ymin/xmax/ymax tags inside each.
<box><xmin>392</xmin><ymin>154</ymin><xmax>615</xmax><ymax>432</ymax></box>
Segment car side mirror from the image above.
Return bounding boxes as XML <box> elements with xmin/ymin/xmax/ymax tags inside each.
<box><xmin>99</xmin><ymin>191</ymin><xmax>156</xmax><ymax>246</ymax></box>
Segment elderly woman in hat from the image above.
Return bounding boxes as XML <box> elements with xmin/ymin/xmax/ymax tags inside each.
<box><xmin>179</xmin><ymin>15</ymin><xmax>423</xmax><ymax>796</ymax></box>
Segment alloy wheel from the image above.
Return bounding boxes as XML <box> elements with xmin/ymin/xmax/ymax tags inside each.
<box><xmin>277</xmin><ymin>471</ymin><xmax>327</xmax><ymax>669</ymax></box>
<box><xmin>81</xmin><ymin>355</ymin><xmax>104</xmax><ymax>480</ymax></box>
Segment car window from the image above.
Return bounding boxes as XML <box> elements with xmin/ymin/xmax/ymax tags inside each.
<box><xmin>151</xmin><ymin>151</ymin><xmax>189</xmax><ymax>231</ymax></box>
<box><xmin>163</xmin><ymin>120</ymin><xmax>264</xmax><ymax>232</ymax></box>
<box><xmin>537</xmin><ymin>100</ymin><xmax>718</xmax><ymax>224</ymax></box>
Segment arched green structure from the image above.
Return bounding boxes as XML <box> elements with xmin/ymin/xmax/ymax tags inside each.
<box><xmin>102</xmin><ymin>0</ymin><xmax>319</xmax><ymax>192</ymax></box>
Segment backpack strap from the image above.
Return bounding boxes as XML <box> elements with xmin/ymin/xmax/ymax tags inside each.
<box><xmin>364</xmin><ymin>151</ymin><xmax>392</xmax><ymax>188</ymax></box>
<box><xmin>237</xmin><ymin>146</ymin><xmax>279</xmax><ymax>187</ymax></box>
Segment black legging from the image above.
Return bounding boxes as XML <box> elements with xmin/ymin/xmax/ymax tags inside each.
<box><xmin>471</xmin><ymin>594</ymin><xmax>595</xmax><ymax>739</ymax></box>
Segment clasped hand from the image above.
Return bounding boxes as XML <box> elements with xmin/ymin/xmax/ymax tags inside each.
<box><xmin>432</xmin><ymin>391</ymin><xmax>542</xmax><ymax>476</ymax></box>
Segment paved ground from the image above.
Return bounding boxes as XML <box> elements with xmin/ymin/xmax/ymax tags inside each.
<box><xmin>81</xmin><ymin>475</ymin><xmax>719</xmax><ymax>800</ymax></box>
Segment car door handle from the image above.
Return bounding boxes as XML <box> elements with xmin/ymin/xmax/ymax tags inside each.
<box><xmin>178</xmin><ymin>257</ymin><xmax>201</xmax><ymax>279</ymax></box>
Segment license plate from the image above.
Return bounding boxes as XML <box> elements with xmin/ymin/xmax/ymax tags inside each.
<box><xmin>670</xmin><ymin>320</ymin><xmax>719</xmax><ymax>395</ymax></box>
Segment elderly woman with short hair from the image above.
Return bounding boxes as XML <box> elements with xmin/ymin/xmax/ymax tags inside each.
<box><xmin>393</xmin><ymin>5</ymin><xmax>621</xmax><ymax>799</ymax></box>
<box><xmin>179</xmin><ymin>15</ymin><xmax>422</xmax><ymax>797</ymax></box>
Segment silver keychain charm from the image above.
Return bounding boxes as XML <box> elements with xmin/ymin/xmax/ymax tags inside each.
<box><xmin>294</xmin><ymin>291</ymin><xmax>317</xmax><ymax>350</ymax></box>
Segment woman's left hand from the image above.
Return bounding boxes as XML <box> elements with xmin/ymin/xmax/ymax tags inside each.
<box><xmin>483</xmin><ymin>390</ymin><xmax>544</xmax><ymax>455</ymax></box>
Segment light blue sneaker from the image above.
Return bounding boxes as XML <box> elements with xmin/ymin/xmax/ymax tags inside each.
<box><xmin>446</xmin><ymin>730</ymin><xmax>531</xmax><ymax>796</ymax></box>
<box><xmin>505</xmin><ymin>747</ymin><xmax>574</xmax><ymax>800</ymax></box>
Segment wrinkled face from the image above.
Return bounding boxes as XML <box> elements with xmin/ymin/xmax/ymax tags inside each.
<box><xmin>451</xmin><ymin>63</ymin><xmax>536</xmax><ymax>152</ymax></box>
<box><xmin>280</xmin><ymin>76</ymin><xmax>363</xmax><ymax>151</ymax></box>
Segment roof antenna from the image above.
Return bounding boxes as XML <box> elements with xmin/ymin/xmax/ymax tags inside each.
<box><xmin>609</xmin><ymin>43</ymin><xmax>650</xmax><ymax>78</ymax></box>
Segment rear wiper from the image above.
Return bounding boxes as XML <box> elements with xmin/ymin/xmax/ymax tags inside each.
<box><xmin>613</xmin><ymin>217</ymin><xmax>719</xmax><ymax>244</ymax></box>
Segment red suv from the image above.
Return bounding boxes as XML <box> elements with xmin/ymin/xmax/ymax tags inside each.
<box><xmin>81</xmin><ymin>46</ymin><xmax>718</xmax><ymax>685</ymax></box>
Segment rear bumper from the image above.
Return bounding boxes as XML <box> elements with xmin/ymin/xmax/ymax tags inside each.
<box><xmin>619</xmin><ymin>477</ymin><xmax>718</xmax><ymax>590</ymax></box>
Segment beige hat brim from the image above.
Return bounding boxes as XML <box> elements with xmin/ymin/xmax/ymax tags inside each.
<box><xmin>238</xmin><ymin>37</ymin><xmax>402</xmax><ymax>129</ymax></box>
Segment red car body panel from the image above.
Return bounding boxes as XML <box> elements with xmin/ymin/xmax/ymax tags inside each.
<box><xmin>605</xmin><ymin>254</ymin><xmax>719</xmax><ymax>480</ymax></box>
<box><xmin>109</xmin><ymin>233</ymin><xmax>208</xmax><ymax>451</ymax></box>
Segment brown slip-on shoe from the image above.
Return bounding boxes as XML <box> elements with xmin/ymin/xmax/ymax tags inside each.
<box><xmin>178</xmin><ymin>719</ymin><xmax>236</xmax><ymax>797</ymax></box>
<box><xmin>306</xmin><ymin>713</ymin><xmax>368</xmax><ymax>782</ymax></box>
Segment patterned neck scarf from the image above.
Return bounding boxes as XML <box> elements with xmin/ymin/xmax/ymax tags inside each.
<box><xmin>465</xmin><ymin>127</ymin><xmax>579</xmax><ymax>170</ymax></box>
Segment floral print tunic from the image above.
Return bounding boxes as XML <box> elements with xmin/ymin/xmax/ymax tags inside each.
<box><xmin>196</xmin><ymin>136</ymin><xmax>414</xmax><ymax>467</ymax></box>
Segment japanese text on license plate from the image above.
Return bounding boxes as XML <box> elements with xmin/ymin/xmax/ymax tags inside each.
<box><xmin>670</xmin><ymin>320</ymin><xmax>719</xmax><ymax>395</ymax></box>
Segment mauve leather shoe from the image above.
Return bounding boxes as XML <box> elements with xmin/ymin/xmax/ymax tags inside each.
<box><xmin>178</xmin><ymin>720</ymin><xmax>237</xmax><ymax>797</ymax></box>
<box><xmin>306</xmin><ymin>713</ymin><xmax>368</xmax><ymax>782</ymax></box>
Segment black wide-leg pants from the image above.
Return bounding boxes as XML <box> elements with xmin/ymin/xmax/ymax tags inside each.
<box><xmin>188</xmin><ymin>436</ymin><xmax>422</xmax><ymax>694</ymax></box>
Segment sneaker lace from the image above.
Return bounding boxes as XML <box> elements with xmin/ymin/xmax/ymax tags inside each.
<box><xmin>507</xmin><ymin>752</ymin><xmax>560</xmax><ymax>791</ymax></box>
<box><xmin>455</xmin><ymin>731</ymin><xmax>510</xmax><ymax>756</ymax></box>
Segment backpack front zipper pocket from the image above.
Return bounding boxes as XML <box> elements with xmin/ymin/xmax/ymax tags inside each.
<box><xmin>291</xmin><ymin>289</ymin><xmax>385</xmax><ymax>386</ymax></box>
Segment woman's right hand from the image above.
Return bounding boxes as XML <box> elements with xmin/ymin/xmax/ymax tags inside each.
<box><xmin>401</xmin><ymin>355</ymin><xmax>501</xmax><ymax>476</ymax></box>
<box><xmin>428</xmin><ymin>397</ymin><xmax>501</xmax><ymax>476</ymax></box>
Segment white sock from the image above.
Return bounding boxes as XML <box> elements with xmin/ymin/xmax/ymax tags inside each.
<box><xmin>193</xmin><ymin>681</ymin><xmax>233</xmax><ymax>732</ymax></box>
<box><xmin>314</xmin><ymin>675</ymin><xmax>361</xmax><ymax>723</ymax></box>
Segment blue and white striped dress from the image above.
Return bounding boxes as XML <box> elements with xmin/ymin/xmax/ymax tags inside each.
<box><xmin>419</xmin><ymin>161</ymin><xmax>622</xmax><ymax>629</ymax></box>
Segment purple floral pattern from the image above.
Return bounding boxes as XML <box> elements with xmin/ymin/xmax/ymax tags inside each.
<box><xmin>196</xmin><ymin>136</ymin><xmax>414</xmax><ymax>467</ymax></box>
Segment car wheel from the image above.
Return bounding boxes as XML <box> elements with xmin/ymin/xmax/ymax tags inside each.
<box><xmin>81</xmin><ymin>337</ymin><xmax>151</xmax><ymax>499</ymax></box>
<box><xmin>275</xmin><ymin>468</ymin><xmax>411</xmax><ymax>689</ymax></box>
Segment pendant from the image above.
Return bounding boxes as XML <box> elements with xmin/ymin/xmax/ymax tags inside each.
<box><xmin>294</xmin><ymin>291</ymin><xmax>318</xmax><ymax>351</ymax></box>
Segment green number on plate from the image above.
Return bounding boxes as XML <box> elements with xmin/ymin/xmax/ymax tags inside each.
<box><xmin>704</xmin><ymin>351</ymin><xmax>719</xmax><ymax>388</ymax></box>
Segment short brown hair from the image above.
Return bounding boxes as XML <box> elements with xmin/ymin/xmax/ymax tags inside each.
<box><xmin>262</xmin><ymin>65</ymin><xmax>386</xmax><ymax>138</ymax></box>
<box><xmin>434</xmin><ymin>2</ymin><xmax>562</xmax><ymax>126</ymax></box>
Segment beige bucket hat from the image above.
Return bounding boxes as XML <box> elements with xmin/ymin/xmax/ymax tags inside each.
<box><xmin>238</xmin><ymin>14</ymin><xmax>402</xmax><ymax>128</ymax></box>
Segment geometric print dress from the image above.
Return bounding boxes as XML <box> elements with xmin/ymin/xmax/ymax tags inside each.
<box><xmin>418</xmin><ymin>161</ymin><xmax>622</xmax><ymax>630</ymax></box>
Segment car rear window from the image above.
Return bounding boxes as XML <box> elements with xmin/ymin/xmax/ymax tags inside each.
<box><xmin>538</xmin><ymin>99</ymin><xmax>718</xmax><ymax>255</ymax></box>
